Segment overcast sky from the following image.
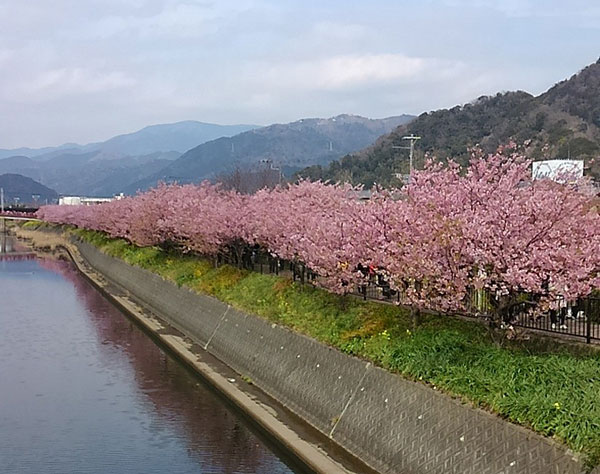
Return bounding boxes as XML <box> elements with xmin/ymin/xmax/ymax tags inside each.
<box><xmin>0</xmin><ymin>0</ymin><xmax>598</xmax><ymax>148</ymax></box>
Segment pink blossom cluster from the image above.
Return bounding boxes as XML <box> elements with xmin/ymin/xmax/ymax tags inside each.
<box><xmin>37</xmin><ymin>148</ymin><xmax>600</xmax><ymax>313</ymax></box>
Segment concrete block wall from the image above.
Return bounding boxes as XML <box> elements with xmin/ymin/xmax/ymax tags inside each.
<box><xmin>75</xmin><ymin>240</ymin><xmax>585</xmax><ymax>474</ymax></box>
<box><xmin>77</xmin><ymin>240</ymin><xmax>226</xmax><ymax>346</ymax></box>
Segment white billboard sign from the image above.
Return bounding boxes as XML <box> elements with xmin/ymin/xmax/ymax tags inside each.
<box><xmin>532</xmin><ymin>160</ymin><xmax>584</xmax><ymax>182</ymax></box>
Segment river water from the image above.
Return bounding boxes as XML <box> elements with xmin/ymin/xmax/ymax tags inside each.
<box><xmin>0</xmin><ymin>244</ymin><xmax>296</xmax><ymax>473</ymax></box>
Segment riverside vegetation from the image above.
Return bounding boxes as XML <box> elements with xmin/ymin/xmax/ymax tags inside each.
<box><xmin>30</xmin><ymin>147</ymin><xmax>600</xmax><ymax>470</ymax></box>
<box><xmin>36</xmin><ymin>149</ymin><xmax>600</xmax><ymax>324</ymax></box>
<box><xmin>23</xmin><ymin>221</ymin><xmax>600</xmax><ymax>470</ymax></box>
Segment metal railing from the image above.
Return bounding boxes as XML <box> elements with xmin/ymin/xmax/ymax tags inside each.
<box><xmin>507</xmin><ymin>303</ymin><xmax>599</xmax><ymax>343</ymax></box>
<box><xmin>220</xmin><ymin>247</ymin><xmax>600</xmax><ymax>343</ymax></box>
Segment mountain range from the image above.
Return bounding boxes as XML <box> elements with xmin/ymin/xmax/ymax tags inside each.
<box><xmin>0</xmin><ymin>121</ymin><xmax>259</xmax><ymax>196</ymax></box>
<box><xmin>0</xmin><ymin>115</ymin><xmax>413</xmax><ymax>196</ymax></box>
<box><xmin>299</xmin><ymin>58</ymin><xmax>600</xmax><ymax>187</ymax></box>
<box><xmin>0</xmin><ymin>121</ymin><xmax>259</xmax><ymax>160</ymax></box>
<box><xmin>127</xmin><ymin>114</ymin><xmax>413</xmax><ymax>193</ymax></box>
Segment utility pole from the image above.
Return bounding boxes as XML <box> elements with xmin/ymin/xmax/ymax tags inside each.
<box><xmin>403</xmin><ymin>134</ymin><xmax>421</xmax><ymax>176</ymax></box>
<box><xmin>392</xmin><ymin>134</ymin><xmax>421</xmax><ymax>183</ymax></box>
<box><xmin>260</xmin><ymin>159</ymin><xmax>282</xmax><ymax>185</ymax></box>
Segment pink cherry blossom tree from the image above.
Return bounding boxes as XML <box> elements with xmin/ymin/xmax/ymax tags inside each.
<box><xmin>35</xmin><ymin>146</ymin><xmax>600</xmax><ymax>322</ymax></box>
<box><xmin>460</xmin><ymin>148</ymin><xmax>600</xmax><ymax>319</ymax></box>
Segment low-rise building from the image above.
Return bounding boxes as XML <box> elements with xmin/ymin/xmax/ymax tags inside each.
<box><xmin>59</xmin><ymin>193</ymin><xmax>124</xmax><ymax>206</ymax></box>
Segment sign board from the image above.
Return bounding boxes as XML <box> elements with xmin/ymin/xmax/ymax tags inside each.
<box><xmin>532</xmin><ymin>160</ymin><xmax>584</xmax><ymax>182</ymax></box>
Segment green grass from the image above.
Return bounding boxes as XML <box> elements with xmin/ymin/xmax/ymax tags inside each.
<box><xmin>22</xmin><ymin>220</ymin><xmax>42</xmax><ymax>229</ymax></box>
<box><xmin>71</xmin><ymin>227</ymin><xmax>600</xmax><ymax>469</ymax></box>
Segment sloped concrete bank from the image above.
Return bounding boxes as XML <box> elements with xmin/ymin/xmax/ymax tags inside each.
<box><xmin>71</xmin><ymin>238</ymin><xmax>587</xmax><ymax>474</ymax></box>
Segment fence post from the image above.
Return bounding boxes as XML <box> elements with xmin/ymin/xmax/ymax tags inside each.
<box><xmin>586</xmin><ymin>298</ymin><xmax>592</xmax><ymax>344</ymax></box>
<box><xmin>301</xmin><ymin>264</ymin><xmax>305</xmax><ymax>285</ymax></box>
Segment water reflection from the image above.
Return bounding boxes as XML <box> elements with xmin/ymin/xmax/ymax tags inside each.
<box><xmin>0</xmin><ymin>232</ymin><xmax>34</xmax><ymax>262</ymax></box>
<box><xmin>0</xmin><ymin>231</ymin><xmax>13</xmax><ymax>253</ymax></box>
<box><xmin>1</xmin><ymin>232</ymin><xmax>22</xmax><ymax>254</ymax></box>
<box><xmin>0</xmin><ymin>257</ymin><xmax>295</xmax><ymax>474</ymax></box>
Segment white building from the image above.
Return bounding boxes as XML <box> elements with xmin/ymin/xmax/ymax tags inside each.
<box><xmin>59</xmin><ymin>193</ymin><xmax>124</xmax><ymax>206</ymax></box>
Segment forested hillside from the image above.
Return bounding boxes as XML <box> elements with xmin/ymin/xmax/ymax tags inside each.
<box><xmin>0</xmin><ymin>173</ymin><xmax>58</xmax><ymax>205</ymax></box>
<box><xmin>300</xmin><ymin>59</ymin><xmax>600</xmax><ymax>187</ymax></box>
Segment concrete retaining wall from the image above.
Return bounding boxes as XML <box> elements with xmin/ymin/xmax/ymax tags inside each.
<box><xmin>75</xmin><ymin>240</ymin><xmax>585</xmax><ymax>474</ymax></box>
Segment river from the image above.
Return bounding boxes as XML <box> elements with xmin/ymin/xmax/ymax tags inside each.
<box><xmin>0</xmin><ymin>241</ymin><xmax>296</xmax><ymax>473</ymax></box>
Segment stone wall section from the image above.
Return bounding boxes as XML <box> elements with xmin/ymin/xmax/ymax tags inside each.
<box><xmin>75</xmin><ymin>240</ymin><xmax>586</xmax><ymax>474</ymax></box>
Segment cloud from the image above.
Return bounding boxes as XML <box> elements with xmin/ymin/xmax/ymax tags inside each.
<box><xmin>254</xmin><ymin>54</ymin><xmax>464</xmax><ymax>91</ymax></box>
<box><xmin>88</xmin><ymin>4</ymin><xmax>218</xmax><ymax>39</ymax></box>
<box><xmin>74</xmin><ymin>0</ymin><xmax>260</xmax><ymax>40</ymax></box>
<box><xmin>440</xmin><ymin>0</ymin><xmax>535</xmax><ymax>17</ymax></box>
<box><xmin>0</xmin><ymin>0</ymin><xmax>598</xmax><ymax>148</ymax></box>
<box><xmin>313</xmin><ymin>54</ymin><xmax>428</xmax><ymax>88</ymax></box>
<box><xmin>0</xmin><ymin>49</ymin><xmax>14</xmax><ymax>65</ymax></box>
<box><xmin>3</xmin><ymin>67</ymin><xmax>136</xmax><ymax>103</ymax></box>
<box><xmin>441</xmin><ymin>0</ymin><xmax>600</xmax><ymax>24</ymax></box>
<box><xmin>310</xmin><ymin>21</ymin><xmax>367</xmax><ymax>42</ymax></box>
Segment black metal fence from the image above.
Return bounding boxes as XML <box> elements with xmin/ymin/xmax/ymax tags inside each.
<box><xmin>507</xmin><ymin>300</ymin><xmax>600</xmax><ymax>343</ymax></box>
<box><xmin>223</xmin><ymin>247</ymin><xmax>600</xmax><ymax>344</ymax></box>
<box><xmin>461</xmin><ymin>287</ymin><xmax>600</xmax><ymax>343</ymax></box>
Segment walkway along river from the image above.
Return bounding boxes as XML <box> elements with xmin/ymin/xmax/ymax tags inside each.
<box><xmin>0</xmin><ymin>246</ymin><xmax>298</xmax><ymax>473</ymax></box>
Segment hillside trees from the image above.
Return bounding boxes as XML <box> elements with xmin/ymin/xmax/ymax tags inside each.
<box><xmin>303</xmin><ymin>60</ymin><xmax>600</xmax><ymax>186</ymax></box>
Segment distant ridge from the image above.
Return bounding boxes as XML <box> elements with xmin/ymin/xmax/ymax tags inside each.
<box><xmin>128</xmin><ymin>114</ymin><xmax>414</xmax><ymax>192</ymax></box>
<box><xmin>0</xmin><ymin>121</ymin><xmax>260</xmax><ymax>159</ymax></box>
<box><xmin>78</xmin><ymin>120</ymin><xmax>261</xmax><ymax>156</ymax></box>
<box><xmin>0</xmin><ymin>121</ymin><xmax>261</xmax><ymax>195</ymax></box>
<box><xmin>0</xmin><ymin>173</ymin><xmax>58</xmax><ymax>205</ymax></box>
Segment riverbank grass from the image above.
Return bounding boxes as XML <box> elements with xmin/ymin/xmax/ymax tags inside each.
<box><xmin>68</xmin><ymin>227</ymin><xmax>600</xmax><ymax>469</ymax></box>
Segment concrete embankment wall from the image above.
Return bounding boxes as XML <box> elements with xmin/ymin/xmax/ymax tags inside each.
<box><xmin>75</xmin><ymin>239</ymin><xmax>585</xmax><ymax>474</ymax></box>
